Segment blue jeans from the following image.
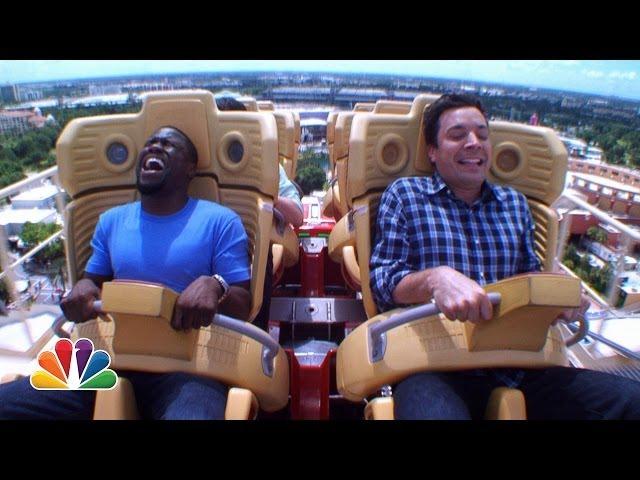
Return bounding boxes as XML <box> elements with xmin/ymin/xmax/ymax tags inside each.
<box><xmin>394</xmin><ymin>367</ymin><xmax>640</xmax><ymax>420</ymax></box>
<box><xmin>0</xmin><ymin>371</ymin><xmax>227</xmax><ymax>420</ymax></box>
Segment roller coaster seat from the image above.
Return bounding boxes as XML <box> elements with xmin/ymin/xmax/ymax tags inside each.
<box><xmin>56</xmin><ymin>89</ymin><xmax>289</xmax><ymax>418</ymax></box>
<box><xmin>330</xmin><ymin>93</ymin><xmax>578</xmax><ymax>419</ymax></box>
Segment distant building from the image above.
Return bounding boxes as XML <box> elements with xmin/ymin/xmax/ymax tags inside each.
<box><xmin>10</xmin><ymin>98</ymin><xmax>59</xmax><ymax>110</ymax></box>
<box><xmin>271</xmin><ymin>87</ymin><xmax>331</xmax><ymax>102</ymax></box>
<box><xmin>10</xmin><ymin>185</ymin><xmax>59</xmax><ymax>210</ymax></box>
<box><xmin>0</xmin><ymin>108</ymin><xmax>49</xmax><ymax>135</ymax></box>
<box><xmin>617</xmin><ymin>271</ymin><xmax>640</xmax><ymax>307</ymax></box>
<box><xmin>88</xmin><ymin>84</ymin><xmax>122</xmax><ymax>96</ymax></box>
<box><xmin>65</xmin><ymin>93</ymin><xmax>130</xmax><ymax>108</ymax></box>
<box><xmin>334</xmin><ymin>88</ymin><xmax>388</xmax><ymax>105</ymax></box>
<box><xmin>0</xmin><ymin>110</ymin><xmax>31</xmax><ymax>134</ymax></box>
<box><xmin>0</xmin><ymin>208</ymin><xmax>56</xmax><ymax>236</ymax></box>
<box><xmin>1</xmin><ymin>84</ymin><xmax>19</xmax><ymax>104</ymax></box>
<box><xmin>17</xmin><ymin>88</ymin><xmax>43</xmax><ymax>102</ymax></box>
<box><xmin>392</xmin><ymin>91</ymin><xmax>419</xmax><ymax>101</ymax></box>
<box><xmin>561</xmin><ymin>97</ymin><xmax>584</xmax><ymax>109</ymax></box>
<box><xmin>559</xmin><ymin>136</ymin><xmax>588</xmax><ymax>158</ymax></box>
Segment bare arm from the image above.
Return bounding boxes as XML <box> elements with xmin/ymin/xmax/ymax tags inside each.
<box><xmin>275</xmin><ymin>197</ymin><xmax>303</xmax><ymax>228</ymax></box>
<box><xmin>84</xmin><ymin>272</ymin><xmax>112</xmax><ymax>290</ymax></box>
<box><xmin>393</xmin><ymin>266</ymin><xmax>493</xmax><ymax>324</ymax></box>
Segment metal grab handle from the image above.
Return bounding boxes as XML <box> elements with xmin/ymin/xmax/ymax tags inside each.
<box><xmin>564</xmin><ymin>313</ymin><xmax>590</xmax><ymax>347</ymax></box>
<box><xmin>213</xmin><ymin>313</ymin><xmax>280</xmax><ymax>377</ymax></box>
<box><xmin>369</xmin><ymin>292</ymin><xmax>502</xmax><ymax>363</ymax></box>
<box><xmin>565</xmin><ymin>320</ymin><xmax>640</xmax><ymax>361</ymax></box>
<box><xmin>92</xmin><ymin>301</ymin><xmax>280</xmax><ymax>377</ymax></box>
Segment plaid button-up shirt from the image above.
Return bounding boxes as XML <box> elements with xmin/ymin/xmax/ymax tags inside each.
<box><xmin>370</xmin><ymin>172</ymin><xmax>541</xmax><ymax>313</ymax></box>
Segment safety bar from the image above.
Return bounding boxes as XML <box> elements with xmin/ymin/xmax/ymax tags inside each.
<box><xmin>93</xmin><ymin>301</ymin><xmax>281</xmax><ymax>377</ymax></box>
<box><xmin>0</xmin><ymin>166</ymin><xmax>58</xmax><ymax>201</ymax></box>
<box><xmin>368</xmin><ymin>293</ymin><xmax>502</xmax><ymax>362</ymax></box>
<box><xmin>564</xmin><ymin>313</ymin><xmax>590</xmax><ymax>347</ymax></box>
<box><xmin>566</xmin><ymin>321</ymin><xmax>640</xmax><ymax>362</ymax></box>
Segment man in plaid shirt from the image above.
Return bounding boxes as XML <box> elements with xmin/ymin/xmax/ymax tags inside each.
<box><xmin>370</xmin><ymin>94</ymin><xmax>640</xmax><ymax>419</ymax></box>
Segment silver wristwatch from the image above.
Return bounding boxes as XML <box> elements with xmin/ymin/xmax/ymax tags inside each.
<box><xmin>212</xmin><ymin>274</ymin><xmax>230</xmax><ymax>304</ymax></box>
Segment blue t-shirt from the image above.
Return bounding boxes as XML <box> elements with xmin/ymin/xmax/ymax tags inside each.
<box><xmin>85</xmin><ymin>198</ymin><xmax>251</xmax><ymax>293</ymax></box>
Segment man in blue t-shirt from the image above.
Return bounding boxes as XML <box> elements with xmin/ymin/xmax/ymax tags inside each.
<box><xmin>0</xmin><ymin>126</ymin><xmax>252</xmax><ymax>420</ymax></box>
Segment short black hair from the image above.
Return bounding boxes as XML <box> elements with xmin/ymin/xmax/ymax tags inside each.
<box><xmin>216</xmin><ymin>97</ymin><xmax>247</xmax><ymax>112</ymax></box>
<box><xmin>159</xmin><ymin>126</ymin><xmax>198</xmax><ymax>164</ymax></box>
<box><xmin>422</xmin><ymin>94</ymin><xmax>488</xmax><ymax>148</ymax></box>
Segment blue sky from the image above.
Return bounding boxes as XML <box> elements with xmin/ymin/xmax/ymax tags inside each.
<box><xmin>2</xmin><ymin>60</ymin><xmax>640</xmax><ymax>101</ymax></box>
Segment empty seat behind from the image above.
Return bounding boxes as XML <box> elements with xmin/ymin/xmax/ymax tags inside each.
<box><xmin>372</xmin><ymin>100</ymin><xmax>412</xmax><ymax>114</ymax></box>
<box><xmin>239</xmin><ymin>97</ymin><xmax>259</xmax><ymax>112</ymax></box>
<box><xmin>333</xmin><ymin>98</ymin><xmax>437</xmax><ymax>221</ymax></box>
<box><xmin>257</xmin><ymin>100</ymin><xmax>275</xmax><ymax>111</ymax></box>
<box><xmin>353</xmin><ymin>103</ymin><xmax>375</xmax><ymax>112</ymax></box>
<box><xmin>326</xmin><ymin>111</ymin><xmax>339</xmax><ymax>173</ymax></box>
<box><xmin>332</xmin><ymin>111</ymin><xmax>360</xmax><ymax>218</ymax></box>
<box><xmin>272</xmin><ymin>111</ymin><xmax>297</xmax><ymax>180</ymax></box>
<box><xmin>292</xmin><ymin>110</ymin><xmax>301</xmax><ymax>178</ymax></box>
<box><xmin>210</xmin><ymin>95</ymin><xmax>299</xmax><ymax>281</ymax></box>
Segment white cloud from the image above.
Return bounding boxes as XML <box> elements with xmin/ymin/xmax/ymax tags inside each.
<box><xmin>609</xmin><ymin>70</ymin><xmax>637</xmax><ymax>81</ymax></box>
<box><xmin>583</xmin><ymin>69</ymin><xmax>605</xmax><ymax>78</ymax></box>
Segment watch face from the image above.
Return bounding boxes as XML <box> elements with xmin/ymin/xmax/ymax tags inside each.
<box><xmin>213</xmin><ymin>275</ymin><xmax>230</xmax><ymax>304</ymax></box>
<box><xmin>214</xmin><ymin>274</ymin><xmax>229</xmax><ymax>294</ymax></box>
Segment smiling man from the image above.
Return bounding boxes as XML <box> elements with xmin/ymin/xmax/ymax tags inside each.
<box><xmin>0</xmin><ymin>126</ymin><xmax>252</xmax><ymax>420</ymax></box>
<box><xmin>370</xmin><ymin>94</ymin><xmax>640</xmax><ymax>420</ymax></box>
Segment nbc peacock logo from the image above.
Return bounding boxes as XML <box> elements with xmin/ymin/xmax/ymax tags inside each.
<box><xmin>30</xmin><ymin>338</ymin><xmax>118</xmax><ymax>390</ymax></box>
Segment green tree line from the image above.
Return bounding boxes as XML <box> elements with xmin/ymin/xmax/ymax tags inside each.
<box><xmin>0</xmin><ymin>125</ymin><xmax>59</xmax><ymax>188</ymax></box>
<box><xmin>0</xmin><ymin>103</ymin><xmax>141</xmax><ymax>189</ymax></box>
<box><xmin>481</xmin><ymin>96</ymin><xmax>640</xmax><ymax>167</ymax></box>
<box><xmin>4</xmin><ymin>95</ymin><xmax>640</xmax><ymax>189</ymax></box>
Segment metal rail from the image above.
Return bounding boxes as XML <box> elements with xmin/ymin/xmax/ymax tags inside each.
<box><xmin>0</xmin><ymin>166</ymin><xmax>58</xmax><ymax>201</ymax></box>
<box><xmin>559</xmin><ymin>189</ymin><xmax>640</xmax><ymax>308</ymax></box>
<box><xmin>0</xmin><ymin>230</ymin><xmax>63</xmax><ymax>281</ymax></box>
<box><xmin>566</xmin><ymin>322</ymin><xmax>640</xmax><ymax>362</ymax></box>
<box><xmin>0</xmin><ymin>165</ymin><xmax>64</xmax><ymax>304</ymax></box>
<box><xmin>562</xmin><ymin>190</ymin><xmax>640</xmax><ymax>242</ymax></box>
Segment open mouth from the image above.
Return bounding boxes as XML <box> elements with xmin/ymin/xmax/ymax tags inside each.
<box><xmin>457</xmin><ymin>157</ymin><xmax>485</xmax><ymax>166</ymax></box>
<box><xmin>141</xmin><ymin>155</ymin><xmax>166</xmax><ymax>173</ymax></box>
